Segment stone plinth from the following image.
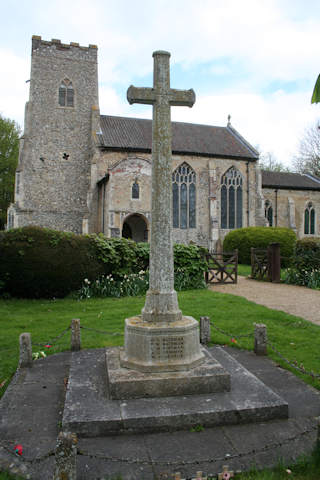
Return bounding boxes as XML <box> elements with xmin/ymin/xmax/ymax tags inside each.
<box><xmin>110</xmin><ymin>345</ymin><xmax>230</xmax><ymax>400</ymax></box>
<box><xmin>120</xmin><ymin>316</ymin><xmax>205</xmax><ymax>373</ymax></box>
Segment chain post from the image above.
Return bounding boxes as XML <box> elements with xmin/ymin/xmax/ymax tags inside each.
<box><xmin>200</xmin><ymin>316</ymin><xmax>211</xmax><ymax>345</ymax></box>
<box><xmin>254</xmin><ymin>323</ymin><xmax>267</xmax><ymax>355</ymax></box>
<box><xmin>53</xmin><ymin>432</ymin><xmax>77</xmax><ymax>480</ymax></box>
<box><xmin>19</xmin><ymin>333</ymin><xmax>33</xmax><ymax>368</ymax></box>
<box><xmin>71</xmin><ymin>319</ymin><xmax>81</xmax><ymax>351</ymax></box>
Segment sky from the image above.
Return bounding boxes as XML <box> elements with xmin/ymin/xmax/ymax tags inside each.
<box><xmin>0</xmin><ymin>0</ymin><xmax>319</xmax><ymax>168</ymax></box>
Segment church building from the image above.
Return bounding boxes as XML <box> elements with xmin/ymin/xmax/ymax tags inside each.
<box><xmin>7</xmin><ymin>36</ymin><xmax>320</xmax><ymax>247</ymax></box>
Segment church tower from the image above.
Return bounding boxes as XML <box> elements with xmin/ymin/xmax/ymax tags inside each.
<box><xmin>9</xmin><ymin>36</ymin><xmax>99</xmax><ymax>233</ymax></box>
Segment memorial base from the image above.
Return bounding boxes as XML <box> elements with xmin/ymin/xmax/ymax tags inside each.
<box><xmin>120</xmin><ymin>315</ymin><xmax>205</xmax><ymax>373</ymax></box>
<box><xmin>108</xmin><ymin>346</ymin><xmax>230</xmax><ymax>400</ymax></box>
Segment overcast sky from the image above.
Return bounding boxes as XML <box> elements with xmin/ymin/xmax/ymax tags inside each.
<box><xmin>0</xmin><ymin>0</ymin><xmax>319</xmax><ymax>167</ymax></box>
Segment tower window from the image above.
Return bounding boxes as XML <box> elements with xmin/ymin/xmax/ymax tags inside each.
<box><xmin>172</xmin><ymin>163</ymin><xmax>196</xmax><ymax>229</ymax></box>
<box><xmin>304</xmin><ymin>202</ymin><xmax>315</xmax><ymax>234</ymax></box>
<box><xmin>132</xmin><ymin>181</ymin><xmax>139</xmax><ymax>199</ymax></box>
<box><xmin>59</xmin><ymin>79</ymin><xmax>74</xmax><ymax>107</ymax></box>
<box><xmin>220</xmin><ymin>167</ymin><xmax>243</xmax><ymax>229</ymax></box>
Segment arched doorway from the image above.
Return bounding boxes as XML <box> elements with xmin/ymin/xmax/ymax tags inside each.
<box><xmin>122</xmin><ymin>214</ymin><xmax>148</xmax><ymax>242</ymax></box>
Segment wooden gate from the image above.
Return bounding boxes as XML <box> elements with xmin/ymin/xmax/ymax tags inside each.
<box><xmin>205</xmin><ymin>250</ymin><xmax>238</xmax><ymax>284</ymax></box>
<box><xmin>251</xmin><ymin>243</ymin><xmax>281</xmax><ymax>282</ymax></box>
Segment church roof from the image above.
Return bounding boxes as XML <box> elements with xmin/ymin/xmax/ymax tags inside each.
<box><xmin>262</xmin><ymin>170</ymin><xmax>320</xmax><ymax>191</ymax></box>
<box><xmin>98</xmin><ymin>115</ymin><xmax>259</xmax><ymax>160</ymax></box>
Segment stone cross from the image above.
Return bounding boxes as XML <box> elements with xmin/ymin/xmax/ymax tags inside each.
<box><xmin>127</xmin><ymin>51</ymin><xmax>195</xmax><ymax>323</ymax></box>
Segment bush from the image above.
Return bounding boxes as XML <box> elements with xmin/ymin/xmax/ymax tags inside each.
<box><xmin>284</xmin><ymin>237</ymin><xmax>320</xmax><ymax>289</ymax></box>
<box><xmin>0</xmin><ymin>226</ymin><xmax>104</xmax><ymax>298</ymax></box>
<box><xmin>0</xmin><ymin>227</ymin><xmax>207</xmax><ymax>299</ymax></box>
<box><xmin>223</xmin><ymin>227</ymin><xmax>296</xmax><ymax>265</ymax></box>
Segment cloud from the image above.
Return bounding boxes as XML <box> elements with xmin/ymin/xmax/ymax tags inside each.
<box><xmin>0</xmin><ymin>0</ymin><xmax>319</xmax><ymax>167</ymax></box>
<box><xmin>0</xmin><ymin>49</ymin><xmax>29</xmax><ymax>126</ymax></box>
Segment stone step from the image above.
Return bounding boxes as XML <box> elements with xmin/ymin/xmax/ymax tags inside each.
<box><xmin>62</xmin><ymin>347</ymin><xmax>288</xmax><ymax>437</ymax></box>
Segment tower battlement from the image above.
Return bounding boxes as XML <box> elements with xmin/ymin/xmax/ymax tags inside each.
<box><xmin>32</xmin><ymin>35</ymin><xmax>97</xmax><ymax>51</ymax></box>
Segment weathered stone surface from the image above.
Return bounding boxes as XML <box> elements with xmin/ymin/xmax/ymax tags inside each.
<box><xmin>71</xmin><ymin>318</ymin><xmax>81</xmax><ymax>352</ymax></box>
<box><xmin>110</xmin><ymin>345</ymin><xmax>229</xmax><ymax>399</ymax></box>
<box><xmin>200</xmin><ymin>316</ymin><xmax>211</xmax><ymax>345</ymax></box>
<box><xmin>53</xmin><ymin>432</ymin><xmax>77</xmax><ymax>480</ymax></box>
<box><xmin>62</xmin><ymin>347</ymin><xmax>288</xmax><ymax>436</ymax></box>
<box><xmin>254</xmin><ymin>323</ymin><xmax>267</xmax><ymax>356</ymax></box>
<box><xmin>19</xmin><ymin>332</ymin><xmax>33</xmax><ymax>368</ymax></box>
<box><xmin>120</xmin><ymin>316</ymin><xmax>205</xmax><ymax>373</ymax></box>
<box><xmin>127</xmin><ymin>51</ymin><xmax>195</xmax><ymax>325</ymax></box>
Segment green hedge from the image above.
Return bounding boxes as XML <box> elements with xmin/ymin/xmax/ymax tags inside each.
<box><xmin>0</xmin><ymin>227</ymin><xmax>207</xmax><ymax>299</ymax></box>
<box><xmin>223</xmin><ymin>227</ymin><xmax>296</xmax><ymax>265</ymax></box>
<box><xmin>0</xmin><ymin>227</ymin><xmax>104</xmax><ymax>298</ymax></box>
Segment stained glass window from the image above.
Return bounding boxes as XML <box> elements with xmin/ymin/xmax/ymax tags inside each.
<box><xmin>220</xmin><ymin>167</ymin><xmax>243</xmax><ymax>229</ymax></box>
<box><xmin>172</xmin><ymin>163</ymin><xmax>196</xmax><ymax>229</ymax></box>
<box><xmin>265</xmin><ymin>200</ymin><xmax>273</xmax><ymax>226</ymax></box>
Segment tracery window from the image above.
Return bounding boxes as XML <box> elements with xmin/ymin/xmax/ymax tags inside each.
<box><xmin>220</xmin><ymin>167</ymin><xmax>243</xmax><ymax>229</ymax></box>
<box><xmin>7</xmin><ymin>212</ymin><xmax>14</xmax><ymax>229</ymax></box>
<box><xmin>172</xmin><ymin>163</ymin><xmax>196</xmax><ymax>229</ymax></box>
<box><xmin>59</xmin><ymin>79</ymin><xmax>74</xmax><ymax>107</ymax></box>
<box><xmin>132</xmin><ymin>181</ymin><xmax>139</xmax><ymax>199</ymax></box>
<box><xmin>265</xmin><ymin>200</ymin><xmax>273</xmax><ymax>226</ymax></box>
<box><xmin>304</xmin><ymin>202</ymin><xmax>315</xmax><ymax>235</ymax></box>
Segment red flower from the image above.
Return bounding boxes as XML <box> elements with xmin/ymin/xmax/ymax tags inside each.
<box><xmin>231</xmin><ymin>338</ymin><xmax>237</xmax><ymax>344</ymax></box>
<box><xmin>45</xmin><ymin>344</ymin><xmax>52</xmax><ymax>348</ymax></box>
<box><xmin>14</xmin><ymin>444</ymin><xmax>23</xmax><ymax>455</ymax></box>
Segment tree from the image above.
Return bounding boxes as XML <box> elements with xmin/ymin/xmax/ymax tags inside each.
<box><xmin>293</xmin><ymin>122</ymin><xmax>320</xmax><ymax>177</ymax></box>
<box><xmin>258</xmin><ymin>151</ymin><xmax>291</xmax><ymax>172</ymax></box>
<box><xmin>311</xmin><ymin>74</ymin><xmax>320</xmax><ymax>104</ymax></box>
<box><xmin>0</xmin><ymin>115</ymin><xmax>20</xmax><ymax>229</ymax></box>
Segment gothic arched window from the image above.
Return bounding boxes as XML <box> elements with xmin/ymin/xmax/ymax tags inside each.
<box><xmin>172</xmin><ymin>163</ymin><xmax>196</xmax><ymax>229</ymax></box>
<box><xmin>132</xmin><ymin>181</ymin><xmax>139</xmax><ymax>199</ymax></box>
<box><xmin>265</xmin><ymin>200</ymin><xmax>273</xmax><ymax>226</ymax></box>
<box><xmin>59</xmin><ymin>79</ymin><xmax>74</xmax><ymax>107</ymax></box>
<box><xmin>304</xmin><ymin>202</ymin><xmax>315</xmax><ymax>234</ymax></box>
<box><xmin>221</xmin><ymin>167</ymin><xmax>243</xmax><ymax>229</ymax></box>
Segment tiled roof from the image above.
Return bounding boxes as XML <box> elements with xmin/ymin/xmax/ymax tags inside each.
<box><xmin>262</xmin><ymin>170</ymin><xmax>320</xmax><ymax>191</ymax></box>
<box><xmin>98</xmin><ymin>115</ymin><xmax>258</xmax><ymax>160</ymax></box>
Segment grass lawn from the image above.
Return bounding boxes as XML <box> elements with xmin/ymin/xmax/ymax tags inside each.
<box><xmin>1</xmin><ymin>288</ymin><xmax>320</xmax><ymax>479</ymax></box>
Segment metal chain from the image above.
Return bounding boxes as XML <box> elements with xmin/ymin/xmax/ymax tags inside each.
<box><xmin>267</xmin><ymin>340</ymin><xmax>320</xmax><ymax>379</ymax></box>
<box><xmin>0</xmin><ymin>425</ymin><xmax>316</xmax><ymax>470</ymax></box>
<box><xmin>32</xmin><ymin>326</ymin><xmax>71</xmax><ymax>346</ymax></box>
<box><xmin>210</xmin><ymin>322</ymin><xmax>253</xmax><ymax>339</ymax></box>
<box><xmin>80</xmin><ymin>325</ymin><xmax>123</xmax><ymax>336</ymax></box>
<box><xmin>77</xmin><ymin>424</ymin><xmax>317</xmax><ymax>466</ymax></box>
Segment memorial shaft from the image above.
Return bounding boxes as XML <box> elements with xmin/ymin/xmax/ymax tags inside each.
<box><xmin>127</xmin><ymin>50</ymin><xmax>195</xmax><ymax>323</ymax></box>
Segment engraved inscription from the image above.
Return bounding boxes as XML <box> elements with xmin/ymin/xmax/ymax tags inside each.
<box><xmin>150</xmin><ymin>336</ymin><xmax>184</xmax><ymax>360</ymax></box>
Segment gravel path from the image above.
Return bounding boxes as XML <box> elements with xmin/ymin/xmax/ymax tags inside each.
<box><xmin>210</xmin><ymin>276</ymin><xmax>320</xmax><ymax>326</ymax></box>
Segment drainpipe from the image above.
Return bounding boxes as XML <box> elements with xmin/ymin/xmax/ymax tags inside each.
<box><xmin>275</xmin><ymin>189</ymin><xmax>278</xmax><ymax>227</ymax></box>
<box><xmin>246</xmin><ymin>161</ymin><xmax>250</xmax><ymax>226</ymax></box>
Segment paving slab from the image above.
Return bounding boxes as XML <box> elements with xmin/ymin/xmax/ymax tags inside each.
<box><xmin>63</xmin><ymin>346</ymin><xmax>288</xmax><ymax>436</ymax></box>
<box><xmin>0</xmin><ymin>346</ymin><xmax>319</xmax><ymax>479</ymax></box>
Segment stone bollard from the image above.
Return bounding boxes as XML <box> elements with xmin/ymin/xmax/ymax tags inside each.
<box><xmin>19</xmin><ymin>333</ymin><xmax>33</xmax><ymax>368</ymax></box>
<box><xmin>254</xmin><ymin>323</ymin><xmax>267</xmax><ymax>356</ymax></box>
<box><xmin>71</xmin><ymin>319</ymin><xmax>81</xmax><ymax>352</ymax></box>
<box><xmin>53</xmin><ymin>432</ymin><xmax>77</xmax><ymax>480</ymax></box>
<box><xmin>200</xmin><ymin>316</ymin><xmax>211</xmax><ymax>345</ymax></box>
